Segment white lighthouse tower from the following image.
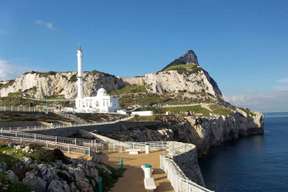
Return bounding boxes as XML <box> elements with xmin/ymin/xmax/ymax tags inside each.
<box><xmin>76</xmin><ymin>48</ymin><xmax>83</xmax><ymax>99</ymax></box>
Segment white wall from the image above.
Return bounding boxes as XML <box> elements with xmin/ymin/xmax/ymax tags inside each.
<box><xmin>131</xmin><ymin>111</ymin><xmax>153</xmax><ymax>116</ymax></box>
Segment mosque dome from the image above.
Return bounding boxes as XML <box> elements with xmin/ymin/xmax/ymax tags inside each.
<box><xmin>97</xmin><ymin>88</ymin><xmax>107</xmax><ymax>97</ymax></box>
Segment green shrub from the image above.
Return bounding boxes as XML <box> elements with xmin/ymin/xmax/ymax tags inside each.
<box><xmin>28</xmin><ymin>147</ymin><xmax>69</xmax><ymax>163</ymax></box>
<box><xmin>0</xmin><ymin>80</ymin><xmax>15</xmax><ymax>89</ymax></box>
<box><xmin>209</xmin><ymin>104</ymin><xmax>233</xmax><ymax>116</ymax></box>
<box><xmin>97</xmin><ymin>164</ymin><xmax>125</xmax><ymax>191</ymax></box>
<box><xmin>69</xmin><ymin>74</ymin><xmax>77</xmax><ymax>82</ymax></box>
<box><xmin>109</xmin><ymin>85</ymin><xmax>147</xmax><ymax>95</ymax></box>
<box><xmin>0</xmin><ymin>172</ymin><xmax>30</xmax><ymax>192</ymax></box>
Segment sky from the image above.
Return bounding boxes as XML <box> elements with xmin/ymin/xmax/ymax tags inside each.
<box><xmin>0</xmin><ymin>0</ymin><xmax>287</xmax><ymax>112</ymax></box>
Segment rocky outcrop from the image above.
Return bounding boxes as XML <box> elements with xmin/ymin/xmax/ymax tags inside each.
<box><xmin>123</xmin><ymin>50</ymin><xmax>223</xmax><ymax>99</ymax></box>
<box><xmin>99</xmin><ymin>110</ymin><xmax>264</xmax><ymax>156</ymax></box>
<box><xmin>0</xmin><ymin>50</ymin><xmax>222</xmax><ymax>101</ymax></box>
<box><xmin>122</xmin><ymin>76</ymin><xmax>145</xmax><ymax>86</ymax></box>
<box><xmin>0</xmin><ymin>145</ymin><xmax>116</xmax><ymax>192</ymax></box>
<box><xmin>162</xmin><ymin>50</ymin><xmax>199</xmax><ymax>70</ymax></box>
<box><xmin>0</xmin><ymin>71</ymin><xmax>124</xmax><ymax>99</ymax></box>
<box><xmin>144</xmin><ymin>69</ymin><xmax>222</xmax><ymax>99</ymax></box>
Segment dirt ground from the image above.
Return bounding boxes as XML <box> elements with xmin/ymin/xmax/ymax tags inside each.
<box><xmin>102</xmin><ymin>151</ymin><xmax>173</xmax><ymax>192</ymax></box>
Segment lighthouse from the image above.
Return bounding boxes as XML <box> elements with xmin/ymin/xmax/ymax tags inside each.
<box><xmin>77</xmin><ymin>48</ymin><xmax>83</xmax><ymax>99</ymax></box>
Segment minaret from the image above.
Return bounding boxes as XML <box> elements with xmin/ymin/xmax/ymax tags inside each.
<box><xmin>77</xmin><ymin>48</ymin><xmax>83</xmax><ymax>99</ymax></box>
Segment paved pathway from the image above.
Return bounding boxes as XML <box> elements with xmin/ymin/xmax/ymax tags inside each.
<box><xmin>103</xmin><ymin>151</ymin><xmax>173</xmax><ymax>192</ymax></box>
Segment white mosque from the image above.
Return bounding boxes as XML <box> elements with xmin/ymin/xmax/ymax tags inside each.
<box><xmin>74</xmin><ymin>48</ymin><xmax>119</xmax><ymax>113</ymax></box>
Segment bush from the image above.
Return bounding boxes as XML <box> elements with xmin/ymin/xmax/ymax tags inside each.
<box><xmin>109</xmin><ymin>85</ymin><xmax>147</xmax><ymax>95</ymax></box>
<box><xmin>28</xmin><ymin>147</ymin><xmax>69</xmax><ymax>163</ymax></box>
<box><xmin>0</xmin><ymin>172</ymin><xmax>30</xmax><ymax>192</ymax></box>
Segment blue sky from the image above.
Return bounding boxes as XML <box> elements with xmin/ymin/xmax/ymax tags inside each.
<box><xmin>0</xmin><ymin>0</ymin><xmax>288</xmax><ymax>112</ymax></box>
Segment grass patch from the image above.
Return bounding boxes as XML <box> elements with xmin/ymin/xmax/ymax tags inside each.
<box><xmin>27</xmin><ymin>71</ymin><xmax>57</xmax><ymax>77</ymax></box>
<box><xmin>0</xmin><ymin>80</ymin><xmax>15</xmax><ymax>89</ymax></box>
<box><xmin>0</xmin><ymin>112</ymin><xmax>71</xmax><ymax>123</ymax></box>
<box><xmin>109</xmin><ymin>85</ymin><xmax>147</xmax><ymax>95</ymax></box>
<box><xmin>163</xmin><ymin>105</ymin><xmax>211</xmax><ymax>116</ymax></box>
<box><xmin>69</xmin><ymin>74</ymin><xmax>77</xmax><ymax>82</ymax></box>
<box><xmin>119</xmin><ymin>94</ymin><xmax>169</xmax><ymax>108</ymax></box>
<box><xmin>45</xmin><ymin>95</ymin><xmax>65</xmax><ymax>100</ymax></box>
<box><xmin>97</xmin><ymin>164</ymin><xmax>125</xmax><ymax>191</ymax></box>
<box><xmin>130</xmin><ymin>115</ymin><xmax>158</xmax><ymax>121</ymax></box>
<box><xmin>162</xmin><ymin>64</ymin><xmax>201</xmax><ymax>74</ymax></box>
<box><xmin>239</xmin><ymin>107</ymin><xmax>256</xmax><ymax>117</ymax></box>
<box><xmin>0</xmin><ymin>96</ymin><xmax>73</xmax><ymax>107</ymax></box>
<box><xmin>28</xmin><ymin>147</ymin><xmax>69</xmax><ymax>163</ymax></box>
<box><xmin>0</xmin><ymin>172</ymin><xmax>31</xmax><ymax>192</ymax></box>
<box><xmin>209</xmin><ymin>104</ymin><xmax>234</xmax><ymax>116</ymax></box>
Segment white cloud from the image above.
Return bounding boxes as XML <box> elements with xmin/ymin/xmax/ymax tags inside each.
<box><xmin>34</xmin><ymin>20</ymin><xmax>56</xmax><ymax>31</ymax></box>
<box><xmin>225</xmin><ymin>78</ymin><xmax>288</xmax><ymax>112</ymax></box>
<box><xmin>275</xmin><ymin>78</ymin><xmax>288</xmax><ymax>91</ymax></box>
<box><xmin>225</xmin><ymin>90</ymin><xmax>288</xmax><ymax>112</ymax></box>
<box><xmin>277</xmin><ymin>78</ymin><xmax>288</xmax><ymax>83</ymax></box>
<box><xmin>0</xmin><ymin>59</ymin><xmax>27</xmax><ymax>80</ymax></box>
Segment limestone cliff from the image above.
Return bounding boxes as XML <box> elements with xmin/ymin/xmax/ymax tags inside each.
<box><xmin>123</xmin><ymin>50</ymin><xmax>223</xmax><ymax>100</ymax></box>
<box><xmin>0</xmin><ymin>71</ymin><xmax>124</xmax><ymax>99</ymax></box>
<box><xmin>143</xmin><ymin>69</ymin><xmax>222</xmax><ymax>99</ymax></box>
<box><xmin>1</xmin><ymin>50</ymin><xmax>223</xmax><ymax>102</ymax></box>
<box><xmin>98</xmin><ymin>108</ymin><xmax>264</xmax><ymax>155</ymax></box>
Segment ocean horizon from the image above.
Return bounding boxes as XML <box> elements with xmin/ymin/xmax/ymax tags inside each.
<box><xmin>199</xmin><ymin>112</ymin><xmax>288</xmax><ymax>192</ymax></box>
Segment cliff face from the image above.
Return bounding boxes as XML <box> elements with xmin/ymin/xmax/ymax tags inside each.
<box><xmin>99</xmin><ymin>109</ymin><xmax>264</xmax><ymax>155</ymax></box>
<box><xmin>123</xmin><ymin>50</ymin><xmax>223</xmax><ymax>100</ymax></box>
<box><xmin>1</xmin><ymin>50</ymin><xmax>223</xmax><ymax>102</ymax></box>
<box><xmin>0</xmin><ymin>71</ymin><xmax>124</xmax><ymax>99</ymax></box>
<box><xmin>144</xmin><ymin>69</ymin><xmax>222</xmax><ymax>99</ymax></box>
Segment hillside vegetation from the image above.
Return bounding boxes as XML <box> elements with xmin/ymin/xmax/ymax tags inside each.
<box><xmin>162</xmin><ymin>63</ymin><xmax>201</xmax><ymax>74</ymax></box>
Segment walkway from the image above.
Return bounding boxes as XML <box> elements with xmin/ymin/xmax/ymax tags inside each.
<box><xmin>103</xmin><ymin>151</ymin><xmax>173</xmax><ymax>192</ymax></box>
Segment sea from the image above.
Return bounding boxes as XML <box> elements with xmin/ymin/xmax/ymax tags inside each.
<box><xmin>199</xmin><ymin>112</ymin><xmax>288</xmax><ymax>192</ymax></box>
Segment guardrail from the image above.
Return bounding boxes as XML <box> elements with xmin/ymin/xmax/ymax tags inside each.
<box><xmin>0</xmin><ymin>106</ymin><xmax>55</xmax><ymax>113</ymax></box>
<box><xmin>160</xmin><ymin>142</ymin><xmax>214</xmax><ymax>192</ymax></box>
<box><xmin>160</xmin><ymin>155</ymin><xmax>212</xmax><ymax>192</ymax></box>
<box><xmin>125</xmin><ymin>141</ymin><xmax>167</xmax><ymax>151</ymax></box>
<box><xmin>0</xmin><ymin>130</ymin><xmax>92</xmax><ymax>156</ymax></box>
<box><xmin>0</xmin><ymin>116</ymin><xmax>133</xmax><ymax>132</ymax></box>
<box><xmin>91</xmin><ymin>132</ymin><xmax>168</xmax><ymax>152</ymax></box>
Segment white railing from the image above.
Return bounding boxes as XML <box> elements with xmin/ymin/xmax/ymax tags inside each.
<box><xmin>1</xmin><ymin>116</ymin><xmax>133</xmax><ymax>132</ymax></box>
<box><xmin>0</xmin><ymin>130</ymin><xmax>92</xmax><ymax>156</ymax></box>
<box><xmin>0</xmin><ymin>106</ymin><xmax>55</xmax><ymax>113</ymax></box>
<box><xmin>160</xmin><ymin>142</ymin><xmax>214</xmax><ymax>192</ymax></box>
<box><xmin>125</xmin><ymin>141</ymin><xmax>167</xmax><ymax>151</ymax></box>
<box><xmin>160</xmin><ymin>155</ymin><xmax>212</xmax><ymax>192</ymax></box>
<box><xmin>91</xmin><ymin>132</ymin><xmax>168</xmax><ymax>152</ymax></box>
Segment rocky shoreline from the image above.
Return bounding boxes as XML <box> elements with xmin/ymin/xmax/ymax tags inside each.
<box><xmin>95</xmin><ymin>110</ymin><xmax>264</xmax><ymax>185</ymax></box>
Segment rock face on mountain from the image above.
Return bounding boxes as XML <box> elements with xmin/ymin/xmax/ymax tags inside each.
<box><xmin>1</xmin><ymin>50</ymin><xmax>222</xmax><ymax>101</ymax></box>
<box><xmin>0</xmin><ymin>71</ymin><xmax>124</xmax><ymax>99</ymax></box>
<box><xmin>123</xmin><ymin>50</ymin><xmax>223</xmax><ymax>100</ymax></box>
<box><xmin>144</xmin><ymin>68</ymin><xmax>222</xmax><ymax>99</ymax></box>
<box><xmin>162</xmin><ymin>50</ymin><xmax>199</xmax><ymax>70</ymax></box>
<box><xmin>99</xmin><ymin>109</ymin><xmax>264</xmax><ymax>156</ymax></box>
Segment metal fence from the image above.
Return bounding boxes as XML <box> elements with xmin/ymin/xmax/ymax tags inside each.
<box><xmin>125</xmin><ymin>141</ymin><xmax>167</xmax><ymax>151</ymax></box>
<box><xmin>1</xmin><ymin>116</ymin><xmax>133</xmax><ymax>132</ymax></box>
<box><xmin>0</xmin><ymin>131</ymin><xmax>91</xmax><ymax>156</ymax></box>
<box><xmin>0</xmin><ymin>106</ymin><xmax>55</xmax><ymax>113</ymax></box>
